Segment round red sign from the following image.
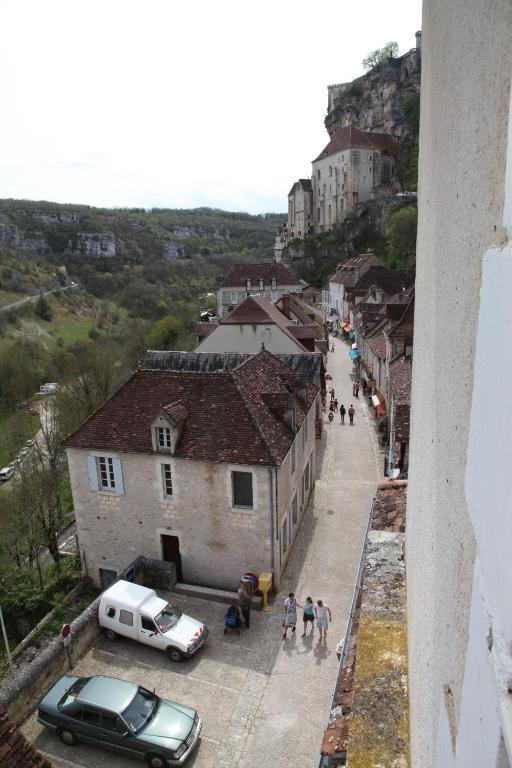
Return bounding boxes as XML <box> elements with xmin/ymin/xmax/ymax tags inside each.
<box><xmin>61</xmin><ymin>623</ymin><xmax>71</xmax><ymax>640</ymax></box>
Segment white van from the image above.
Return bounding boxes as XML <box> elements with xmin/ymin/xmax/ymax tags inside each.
<box><xmin>0</xmin><ymin>466</ymin><xmax>14</xmax><ymax>482</ymax></box>
<box><xmin>39</xmin><ymin>383</ymin><xmax>59</xmax><ymax>394</ymax></box>
<box><xmin>98</xmin><ymin>580</ymin><xmax>208</xmax><ymax>663</ymax></box>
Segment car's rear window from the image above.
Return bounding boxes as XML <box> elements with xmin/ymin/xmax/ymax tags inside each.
<box><xmin>58</xmin><ymin>678</ymin><xmax>89</xmax><ymax>710</ymax></box>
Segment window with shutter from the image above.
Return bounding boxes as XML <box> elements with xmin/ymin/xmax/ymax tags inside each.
<box><xmin>162</xmin><ymin>463</ymin><xmax>173</xmax><ymax>496</ymax></box>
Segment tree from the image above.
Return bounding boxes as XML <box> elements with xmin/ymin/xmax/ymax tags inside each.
<box><xmin>362</xmin><ymin>41</ymin><xmax>399</xmax><ymax>71</ymax></box>
<box><xmin>386</xmin><ymin>206</ymin><xmax>418</xmax><ymax>266</ymax></box>
<box><xmin>35</xmin><ymin>293</ymin><xmax>53</xmax><ymax>321</ymax></box>
<box><xmin>145</xmin><ymin>315</ymin><xmax>184</xmax><ymax>349</ymax></box>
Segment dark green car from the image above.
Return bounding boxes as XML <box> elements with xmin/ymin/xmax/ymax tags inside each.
<box><xmin>37</xmin><ymin>674</ymin><xmax>201</xmax><ymax>767</ymax></box>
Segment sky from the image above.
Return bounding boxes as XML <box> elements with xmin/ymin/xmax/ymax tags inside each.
<box><xmin>0</xmin><ymin>0</ymin><xmax>422</xmax><ymax>214</ymax></box>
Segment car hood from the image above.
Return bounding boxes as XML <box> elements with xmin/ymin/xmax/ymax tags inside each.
<box><xmin>138</xmin><ymin>700</ymin><xmax>196</xmax><ymax>748</ymax></box>
<box><xmin>163</xmin><ymin>613</ymin><xmax>205</xmax><ymax>645</ymax></box>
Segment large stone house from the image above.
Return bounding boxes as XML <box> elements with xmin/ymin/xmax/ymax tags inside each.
<box><xmin>287</xmin><ymin>179</ymin><xmax>313</xmax><ymax>239</ymax></box>
<box><xmin>323</xmin><ymin>252</ymin><xmax>380</xmax><ymax>326</ymax></box>
<box><xmin>196</xmin><ymin>295</ymin><xmax>324</xmax><ymax>355</ymax></box>
<box><xmin>311</xmin><ymin>125</ymin><xmax>400</xmax><ymax>233</ymax></box>
<box><xmin>216</xmin><ymin>263</ymin><xmax>302</xmax><ymax>318</ymax></box>
<box><xmin>64</xmin><ymin>351</ymin><xmax>320</xmax><ymax>591</ymax></box>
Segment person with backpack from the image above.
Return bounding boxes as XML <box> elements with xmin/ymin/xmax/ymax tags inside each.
<box><xmin>237</xmin><ymin>579</ymin><xmax>252</xmax><ymax>628</ymax></box>
<box><xmin>340</xmin><ymin>404</ymin><xmax>346</xmax><ymax>424</ymax></box>
<box><xmin>348</xmin><ymin>404</ymin><xmax>355</xmax><ymax>425</ymax></box>
<box><xmin>282</xmin><ymin>592</ymin><xmax>298</xmax><ymax>639</ymax></box>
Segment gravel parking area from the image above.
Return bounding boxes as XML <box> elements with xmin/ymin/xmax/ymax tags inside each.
<box><xmin>23</xmin><ymin>590</ymin><xmax>284</xmax><ymax>768</ymax></box>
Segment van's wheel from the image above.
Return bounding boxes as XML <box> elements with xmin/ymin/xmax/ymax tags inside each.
<box><xmin>166</xmin><ymin>646</ymin><xmax>185</xmax><ymax>663</ymax></box>
<box><xmin>146</xmin><ymin>754</ymin><xmax>170</xmax><ymax>768</ymax></box>
<box><xmin>105</xmin><ymin>629</ymin><xmax>117</xmax><ymax>641</ymax></box>
<box><xmin>58</xmin><ymin>728</ymin><xmax>78</xmax><ymax>746</ymax></box>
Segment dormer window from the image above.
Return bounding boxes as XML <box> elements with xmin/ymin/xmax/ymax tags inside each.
<box><xmin>271</xmin><ymin>277</ymin><xmax>277</xmax><ymax>291</ymax></box>
<box><xmin>157</xmin><ymin>427</ymin><xmax>171</xmax><ymax>450</ymax></box>
<box><xmin>259</xmin><ymin>278</ymin><xmax>264</xmax><ymax>291</ymax></box>
<box><xmin>246</xmin><ymin>278</ymin><xmax>252</xmax><ymax>292</ymax></box>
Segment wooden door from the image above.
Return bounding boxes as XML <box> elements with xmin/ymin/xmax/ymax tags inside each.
<box><xmin>161</xmin><ymin>535</ymin><xmax>183</xmax><ymax>581</ymax></box>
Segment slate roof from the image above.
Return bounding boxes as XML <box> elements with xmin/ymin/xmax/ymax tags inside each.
<box><xmin>313</xmin><ymin>125</ymin><xmax>397</xmax><ymax>162</ymax></box>
<box><xmin>329</xmin><ymin>253</ymin><xmax>379</xmax><ymax>286</ymax></box>
<box><xmin>365</xmin><ymin>331</ymin><xmax>387</xmax><ymax>360</ymax></box>
<box><xmin>140</xmin><ymin>350</ymin><xmax>324</xmax><ymax>388</ymax></box>
<box><xmin>352</xmin><ymin>266</ymin><xmax>415</xmax><ymax>296</ymax></box>
<box><xmin>218</xmin><ymin>263</ymin><xmax>300</xmax><ymax>288</ymax></box>
<box><xmin>65</xmin><ymin>351</ymin><xmax>318</xmax><ymax>467</ymax></box>
<box><xmin>0</xmin><ymin>705</ymin><xmax>52</xmax><ymax>768</ymax></box>
<box><xmin>288</xmin><ymin>179</ymin><xmax>313</xmax><ymax>197</ymax></box>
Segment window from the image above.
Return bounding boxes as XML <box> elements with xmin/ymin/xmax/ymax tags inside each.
<box><xmin>230</xmin><ymin>291</ymin><xmax>237</xmax><ymax>303</ymax></box>
<box><xmin>317</xmin><ymin>169</ymin><xmax>321</xmax><ymax>180</ymax></box>
<box><xmin>101</xmin><ymin>714</ymin><xmax>126</xmax><ymax>734</ymax></box>
<box><xmin>81</xmin><ymin>709</ymin><xmax>101</xmax><ymax>727</ymax></box>
<box><xmin>292</xmin><ymin>493</ymin><xmax>298</xmax><ymax>524</ymax></box>
<box><xmin>162</xmin><ymin>463</ymin><xmax>173</xmax><ymax>496</ymax></box>
<box><xmin>259</xmin><ymin>278</ymin><xmax>264</xmax><ymax>291</ymax></box>
<box><xmin>291</xmin><ymin>443</ymin><xmax>296</xmax><ymax>474</ymax></box>
<box><xmin>105</xmin><ymin>605</ymin><xmax>116</xmax><ymax>618</ymax></box>
<box><xmin>271</xmin><ymin>277</ymin><xmax>277</xmax><ymax>291</ymax></box>
<box><xmin>305</xmin><ymin>461</ymin><xmax>310</xmax><ymax>492</ymax></box>
<box><xmin>282</xmin><ymin>518</ymin><xmax>288</xmax><ymax>553</ymax></box>
<box><xmin>329</xmin><ymin>166</ymin><xmax>332</xmax><ymax>177</ymax></box>
<box><xmin>141</xmin><ymin>616</ymin><xmax>156</xmax><ymax>632</ymax></box>
<box><xmin>157</xmin><ymin>427</ymin><xmax>171</xmax><ymax>450</ymax></box>
<box><xmin>232</xmin><ymin>471</ymin><xmax>253</xmax><ymax>507</ymax></box>
<box><xmin>305</xmin><ymin>413</ymin><xmax>309</xmax><ymax>443</ymax></box>
<box><xmin>98</xmin><ymin>456</ymin><xmax>115</xmax><ymax>490</ymax></box>
<box><xmin>246</xmin><ymin>278</ymin><xmax>252</xmax><ymax>292</ymax></box>
<box><xmin>119</xmin><ymin>609</ymin><xmax>134</xmax><ymax>626</ymax></box>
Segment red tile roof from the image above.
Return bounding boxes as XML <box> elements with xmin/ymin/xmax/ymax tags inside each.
<box><xmin>365</xmin><ymin>331</ymin><xmax>387</xmax><ymax>360</ymax></box>
<box><xmin>218</xmin><ymin>263</ymin><xmax>300</xmax><ymax>289</ymax></box>
<box><xmin>195</xmin><ymin>322</ymin><xmax>217</xmax><ymax>337</ymax></box>
<box><xmin>220</xmin><ymin>295</ymin><xmax>317</xmax><ymax>352</ymax></box>
<box><xmin>389</xmin><ymin>356</ymin><xmax>412</xmax><ymax>403</ymax></box>
<box><xmin>372</xmin><ymin>480</ymin><xmax>407</xmax><ymax>532</ymax></box>
<box><xmin>313</xmin><ymin>125</ymin><xmax>397</xmax><ymax>162</ymax></box>
<box><xmin>64</xmin><ymin>351</ymin><xmax>318</xmax><ymax>467</ymax></box>
<box><xmin>0</xmin><ymin>706</ymin><xmax>52</xmax><ymax>767</ymax></box>
<box><xmin>288</xmin><ymin>179</ymin><xmax>313</xmax><ymax>196</ymax></box>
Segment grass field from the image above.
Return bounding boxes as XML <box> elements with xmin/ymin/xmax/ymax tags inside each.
<box><xmin>0</xmin><ymin>290</ymin><xmax>25</xmax><ymax>308</ymax></box>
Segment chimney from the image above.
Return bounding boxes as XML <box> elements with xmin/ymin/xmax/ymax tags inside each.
<box><xmin>282</xmin><ymin>295</ymin><xmax>291</xmax><ymax>318</ymax></box>
<box><xmin>284</xmin><ymin>392</ymin><xmax>296</xmax><ymax>432</ymax></box>
<box><xmin>415</xmin><ymin>30</ymin><xmax>422</xmax><ymax>50</ymax></box>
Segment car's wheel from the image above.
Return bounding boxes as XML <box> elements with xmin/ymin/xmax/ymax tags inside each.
<box><xmin>105</xmin><ymin>628</ymin><xmax>117</xmax><ymax>641</ymax></box>
<box><xmin>58</xmin><ymin>728</ymin><xmax>78</xmax><ymax>746</ymax></box>
<box><xmin>146</xmin><ymin>754</ymin><xmax>170</xmax><ymax>768</ymax></box>
<box><xmin>166</xmin><ymin>646</ymin><xmax>185</xmax><ymax>663</ymax></box>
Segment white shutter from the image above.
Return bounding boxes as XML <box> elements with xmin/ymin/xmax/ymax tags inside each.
<box><xmin>112</xmin><ymin>459</ymin><xmax>124</xmax><ymax>495</ymax></box>
<box><xmin>87</xmin><ymin>455</ymin><xmax>99</xmax><ymax>491</ymax></box>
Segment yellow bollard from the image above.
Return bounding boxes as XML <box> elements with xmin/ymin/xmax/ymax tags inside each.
<box><xmin>258</xmin><ymin>572</ymin><xmax>273</xmax><ymax>612</ymax></box>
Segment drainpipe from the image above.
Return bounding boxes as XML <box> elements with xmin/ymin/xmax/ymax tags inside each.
<box><xmin>267</xmin><ymin>468</ymin><xmax>275</xmax><ymax>576</ymax></box>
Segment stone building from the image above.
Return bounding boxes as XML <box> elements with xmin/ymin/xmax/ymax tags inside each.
<box><xmin>312</xmin><ymin>125</ymin><xmax>400</xmax><ymax>232</ymax></box>
<box><xmin>287</xmin><ymin>179</ymin><xmax>313</xmax><ymax>239</ymax></box>
<box><xmin>406</xmin><ymin>1</ymin><xmax>512</xmax><ymax>765</ymax></box>
<box><xmin>323</xmin><ymin>252</ymin><xmax>380</xmax><ymax>326</ymax></box>
<box><xmin>216</xmin><ymin>262</ymin><xmax>302</xmax><ymax>318</ymax></box>
<box><xmin>196</xmin><ymin>295</ymin><xmax>324</xmax><ymax>355</ymax></box>
<box><xmin>64</xmin><ymin>351</ymin><xmax>320</xmax><ymax>592</ymax></box>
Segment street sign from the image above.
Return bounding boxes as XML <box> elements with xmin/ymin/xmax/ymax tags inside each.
<box><xmin>61</xmin><ymin>623</ymin><xmax>72</xmax><ymax>647</ymax></box>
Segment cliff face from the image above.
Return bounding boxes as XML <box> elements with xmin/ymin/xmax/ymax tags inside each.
<box><xmin>325</xmin><ymin>46</ymin><xmax>421</xmax><ymax>139</ymax></box>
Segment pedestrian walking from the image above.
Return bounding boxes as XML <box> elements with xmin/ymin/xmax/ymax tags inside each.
<box><xmin>340</xmin><ymin>404</ymin><xmax>346</xmax><ymax>424</ymax></box>
<box><xmin>355</xmin><ymin>380</ymin><xmax>360</xmax><ymax>398</ymax></box>
<box><xmin>330</xmin><ymin>387</ymin><xmax>335</xmax><ymax>402</ymax></box>
<box><xmin>328</xmin><ymin>410</ymin><xmax>334</xmax><ymax>423</ymax></box>
<box><xmin>331</xmin><ymin>343</ymin><xmax>334</xmax><ymax>352</ymax></box>
<box><xmin>237</xmin><ymin>579</ymin><xmax>252</xmax><ymax>628</ymax></box>
<box><xmin>314</xmin><ymin>599</ymin><xmax>332</xmax><ymax>641</ymax></box>
<box><xmin>362</xmin><ymin>380</ymin><xmax>368</xmax><ymax>397</ymax></box>
<box><xmin>300</xmin><ymin>597</ymin><xmax>315</xmax><ymax>636</ymax></box>
<box><xmin>348</xmin><ymin>404</ymin><xmax>355</xmax><ymax>425</ymax></box>
<box><xmin>333</xmin><ymin>398</ymin><xmax>338</xmax><ymax>412</ymax></box>
<box><xmin>282</xmin><ymin>592</ymin><xmax>298</xmax><ymax>639</ymax></box>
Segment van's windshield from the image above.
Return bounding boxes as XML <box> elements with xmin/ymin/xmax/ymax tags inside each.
<box><xmin>154</xmin><ymin>604</ymin><xmax>182</xmax><ymax>633</ymax></box>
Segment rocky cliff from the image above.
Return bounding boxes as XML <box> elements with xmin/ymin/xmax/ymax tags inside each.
<box><xmin>325</xmin><ymin>39</ymin><xmax>421</xmax><ymax>139</ymax></box>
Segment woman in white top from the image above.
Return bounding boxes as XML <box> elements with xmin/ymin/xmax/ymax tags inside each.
<box><xmin>314</xmin><ymin>599</ymin><xmax>332</xmax><ymax>640</ymax></box>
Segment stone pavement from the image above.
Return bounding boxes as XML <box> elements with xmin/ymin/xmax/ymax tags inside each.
<box><xmin>233</xmin><ymin>333</ymin><xmax>382</xmax><ymax>767</ymax></box>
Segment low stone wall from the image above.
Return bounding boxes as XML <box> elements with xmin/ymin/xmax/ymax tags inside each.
<box><xmin>0</xmin><ymin>555</ymin><xmax>176</xmax><ymax>725</ymax></box>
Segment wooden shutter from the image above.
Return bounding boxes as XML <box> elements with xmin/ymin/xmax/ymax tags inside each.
<box><xmin>87</xmin><ymin>455</ymin><xmax>99</xmax><ymax>491</ymax></box>
<box><xmin>112</xmin><ymin>459</ymin><xmax>124</xmax><ymax>495</ymax></box>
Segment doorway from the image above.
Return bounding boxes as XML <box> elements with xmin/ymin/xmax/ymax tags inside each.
<box><xmin>161</xmin><ymin>534</ymin><xmax>183</xmax><ymax>581</ymax></box>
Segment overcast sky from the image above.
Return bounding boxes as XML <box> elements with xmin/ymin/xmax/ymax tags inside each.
<box><xmin>1</xmin><ymin>0</ymin><xmax>422</xmax><ymax>214</ymax></box>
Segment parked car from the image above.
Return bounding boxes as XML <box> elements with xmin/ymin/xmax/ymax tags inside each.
<box><xmin>0</xmin><ymin>466</ymin><xmax>14</xmax><ymax>481</ymax></box>
<box><xmin>38</xmin><ymin>674</ymin><xmax>201</xmax><ymax>767</ymax></box>
<box><xmin>99</xmin><ymin>580</ymin><xmax>208</xmax><ymax>663</ymax></box>
<box><xmin>39</xmin><ymin>382</ymin><xmax>59</xmax><ymax>394</ymax></box>
<box><xmin>19</xmin><ymin>447</ymin><xmax>28</xmax><ymax>457</ymax></box>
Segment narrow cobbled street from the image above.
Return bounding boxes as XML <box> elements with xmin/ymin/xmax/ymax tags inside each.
<box><xmin>230</xmin><ymin>334</ymin><xmax>383</xmax><ymax>767</ymax></box>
